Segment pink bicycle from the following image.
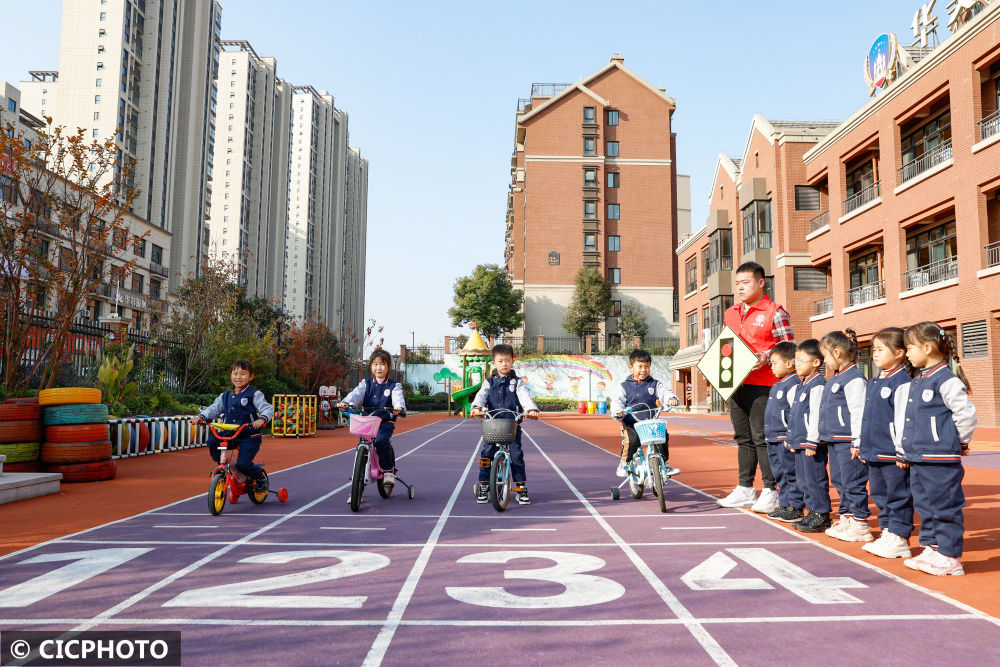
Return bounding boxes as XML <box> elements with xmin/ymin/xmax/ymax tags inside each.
<box><xmin>342</xmin><ymin>404</ymin><xmax>414</xmax><ymax>512</ymax></box>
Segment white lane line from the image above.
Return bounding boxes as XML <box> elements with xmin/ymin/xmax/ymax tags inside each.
<box><xmin>362</xmin><ymin>441</ymin><xmax>480</xmax><ymax>666</ymax></box>
<box><xmin>489</xmin><ymin>528</ymin><xmax>557</xmax><ymax>532</ymax></box>
<box><xmin>0</xmin><ymin>613</ymin><xmax>982</xmax><ymax>628</ymax></box>
<box><xmin>319</xmin><ymin>527</ymin><xmax>386</xmax><ymax>531</ymax></box>
<box><xmin>67</xmin><ymin>420</ymin><xmax>469</xmax><ymax>636</ymax></box>
<box><xmin>0</xmin><ymin>418</ymin><xmax>454</xmax><ymax>562</ymax></box>
<box><xmin>525</xmin><ymin>430</ymin><xmax>736</xmax><ymax>667</ymax></box>
<box><xmin>536</xmin><ymin>419</ymin><xmax>1000</xmax><ymax>629</ymax></box>
<box><xmin>152</xmin><ymin>525</ymin><xmax>218</xmax><ymax>529</ymax></box>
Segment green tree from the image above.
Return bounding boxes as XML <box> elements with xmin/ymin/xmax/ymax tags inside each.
<box><xmin>448</xmin><ymin>264</ymin><xmax>524</xmax><ymax>337</ymax></box>
<box><xmin>562</xmin><ymin>267</ymin><xmax>612</xmax><ymax>339</ymax></box>
<box><xmin>617</xmin><ymin>298</ymin><xmax>649</xmax><ymax>345</ymax></box>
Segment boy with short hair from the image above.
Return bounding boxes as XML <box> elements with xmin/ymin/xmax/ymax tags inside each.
<box><xmin>763</xmin><ymin>341</ymin><xmax>804</xmax><ymax>521</ymax></box>
<box><xmin>470</xmin><ymin>344</ymin><xmax>540</xmax><ymax>505</ymax></box>
<box><xmin>611</xmin><ymin>348</ymin><xmax>680</xmax><ymax>478</ymax></box>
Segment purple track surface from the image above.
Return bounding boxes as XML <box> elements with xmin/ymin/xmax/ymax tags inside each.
<box><xmin>2</xmin><ymin>418</ymin><xmax>999</xmax><ymax>666</ymax></box>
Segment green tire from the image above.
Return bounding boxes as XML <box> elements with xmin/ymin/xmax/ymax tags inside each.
<box><xmin>43</xmin><ymin>404</ymin><xmax>109</xmax><ymax>426</ymax></box>
<box><xmin>0</xmin><ymin>441</ymin><xmax>42</xmax><ymax>463</ymax></box>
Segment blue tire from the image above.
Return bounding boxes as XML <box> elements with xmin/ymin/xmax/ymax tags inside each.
<box><xmin>43</xmin><ymin>404</ymin><xmax>109</xmax><ymax>426</ymax></box>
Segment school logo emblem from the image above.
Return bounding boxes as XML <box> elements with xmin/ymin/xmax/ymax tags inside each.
<box><xmin>509</xmin><ymin>385</ymin><xmax>516</xmax><ymax>392</ymax></box>
<box><xmin>240</xmin><ymin>397</ymin><xmax>248</xmax><ymax>406</ymax></box>
<box><xmin>777</xmin><ymin>390</ymin><xmax>783</xmax><ymax>399</ymax></box>
<box><xmin>830</xmin><ymin>383</ymin><xmax>840</xmax><ymax>393</ymax></box>
<box><xmin>647</xmin><ymin>387</ymin><xmax>655</xmax><ymax>395</ymax></box>
<box><xmin>922</xmin><ymin>389</ymin><xmax>934</xmax><ymax>402</ymax></box>
<box><xmin>800</xmin><ymin>394</ymin><xmax>806</xmax><ymax>402</ymax></box>
<box><xmin>880</xmin><ymin>387</ymin><xmax>892</xmax><ymax>399</ymax></box>
<box><xmin>754</xmin><ymin>314</ymin><xmax>766</xmax><ymax>327</ymax></box>
<box><xmin>383</xmin><ymin>389</ymin><xmax>391</xmax><ymax>397</ymax></box>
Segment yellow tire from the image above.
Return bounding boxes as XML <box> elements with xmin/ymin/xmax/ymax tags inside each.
<box><xmin>38</xmin><ymin>388</ymin><xmax>103</xmax><ymax>406</ymax></box>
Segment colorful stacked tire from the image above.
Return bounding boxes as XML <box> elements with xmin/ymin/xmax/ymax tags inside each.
<box><xmin>0</xmin><ymin>397</ymin><xmax>42</xmax><ymax>472</ymax></box>
<box><xmin>39</xmin><ymin>388</ymin><xmax>115</xmax><ymax>482</ymax></box>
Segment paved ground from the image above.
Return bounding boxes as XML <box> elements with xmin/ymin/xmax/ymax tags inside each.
<box><xmin>1</xmin><ymin>415</ymin><xmax>999</xmax><ymax>665</ymax></box>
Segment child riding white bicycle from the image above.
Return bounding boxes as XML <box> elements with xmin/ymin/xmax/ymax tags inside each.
<box><xmin>338</xmin><ymin>349</ymin><xmax>406</xmax><ymax>490</ymax></box>
<box><xmin>612</xmin><ymin>349</ymin><xmax>680</xmax><ymax>477</ymax></box>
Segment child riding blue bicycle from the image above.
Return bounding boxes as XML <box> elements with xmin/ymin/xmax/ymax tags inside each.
<box><xmin>611</xmin><ymin>348</ymin><xmax>681</xmax><ymax>478</ymax></box>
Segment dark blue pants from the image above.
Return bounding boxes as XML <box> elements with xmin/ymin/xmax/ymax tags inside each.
<box><xmin>767</xmin><ymin>442</ymin><xmax>803</xmax><ymax>510</ymax></box>
<box><xmin>794</xmin><ymin>446</ymin><xmax>831</xmax><ymax>514</ymax></box>
<box><xmin>479</xmin><ymin>426</ymin><xmax>526</xmax><ymax>484</ymax></box>
<box><xmin>373</xmin><ymin>422</ymin><xmax>396</xmax><ymax>471</ymax></box>
<box><xmin>828</xmin><ymin>442</ymin><xmax>870</xmax><ymax>519</ymax></box>
<box><xmin>910</xmin><ymin>462</ymin><xmax>965</xmax><ymax>558</ymax></box>
<box><xmin>208</xmin><ymin>433</ymin><xmax>262</xmax><ymax>478</ymax></box>
<box><xmin>867</xmin><ymin>461</ymin><xmax>913</xmax><ymax>539</ymax></box>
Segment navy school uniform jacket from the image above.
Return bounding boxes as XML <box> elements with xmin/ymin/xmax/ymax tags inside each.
<box><xmin>787</xmin><ymin>372</ymin><xmax>825</xmax><ymax>451</ymax></box>
<box><xmin>892</xmin><ymin>361</ymin><xmax>977</xmax><ymax>463</ymax></box>
<box><xmin>198</xmin><ymin>386</ymin><xmax>274</xmax><ymax>439</ymax></box>
<box><xmin>610</xmin><ymin>375</ymin><xmax>679</xmax><ymax>426</ymax></box>
<box><xmin>858</xmin><ymin>364</ymin><xmax>910</xmax><ymax>462</ymax></box>
<box><xmin>471</xmin><ymin>370</ymin><xmax>539</xmax><ymax>420</ymax></box>
<box><xmin>764</xmin><ymin>373</ymin><xmax>799</xmax><ymax>443</ymax></box>
<box><xmin>817</xmin><ymin>363</ymin><xmax>867</xmax><ymax>447</ymax></box>
<box><xmin>343</xmin><ymin>377</ymin><xmax>407</xmax><ymax>415</ymax></box>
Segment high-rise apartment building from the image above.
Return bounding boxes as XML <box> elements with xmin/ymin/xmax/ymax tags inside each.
<box><xmin>506</xmin><ymin>55</ymin><xmax>687</xmax><ymax>343</ymax></box>
<box><xmin>342</xmin><ymin>146</ymin><xmax>369</xmax><ymax>353</ymax></box>
<box><xmin>22</xmin><ymin>0</ymin><xmax>222</xmax><ymax>282</ymax></box>
<box><xmin>209</xmin><ymin>40</ymin><xmax>291</xmax><ymax>301</ymax></box>
<box><xmin>284</xmin><ymin>86</ymin><xmax>348</xmax><ymax>325</ymax></box>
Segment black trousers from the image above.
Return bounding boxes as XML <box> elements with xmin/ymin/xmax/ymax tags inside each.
<box><xmin>729</xmin><ymin>384</ymin><xmax>775</xmax><ymax>489</ymax></box>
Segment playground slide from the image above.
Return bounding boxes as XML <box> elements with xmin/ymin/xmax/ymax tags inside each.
<box><xmin>451</xmin><ymin>382</ymin><xmax>482</xmax><ymax>416</ymax></box>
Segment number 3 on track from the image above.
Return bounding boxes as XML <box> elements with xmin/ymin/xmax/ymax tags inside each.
<box><xmin>445</xmin><ymin>551</ymin><xmax>625</xmax><ymax>609</ymax></box>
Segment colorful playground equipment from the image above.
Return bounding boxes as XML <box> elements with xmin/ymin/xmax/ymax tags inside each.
<box><xmin>271</xmin><ymin>394</ymin><xmax>318</xmax><ymax>438</ymax></box>
<box><xmin>452</xmin><ymin>327</ymin><xmax>492</xmax><ymax>417</ymax></box>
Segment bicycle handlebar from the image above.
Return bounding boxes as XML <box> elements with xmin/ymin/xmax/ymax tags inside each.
<box><xmin>472</xmin><ymin>408</ymin><xmax>539</xmax><ymax>420</ymax></box>
<box><xmin>338</xmin><ymin>403</ymin><xmax>405</xmax><ymax>419</ymax></box>
<box><xmin>208</xmin><ymin>422</ymin><xmax>249</xmax><ymax>446</ymax></box>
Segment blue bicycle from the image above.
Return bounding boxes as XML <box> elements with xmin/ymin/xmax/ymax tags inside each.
<box><xmin>472</xmin><ymin>408</ymin><xmax>537</xmax><ymax>512</ymax></box>
<box><xmin>610</xmin><ymin>404</ymin><xmax>678</xmax><ymax>513</ymax></box>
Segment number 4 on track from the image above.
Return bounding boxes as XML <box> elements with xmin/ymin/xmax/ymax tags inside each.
<box><xmin>681</xmin><ymin>548</ymin><xmax>867</xmax><ymax>604</ymax></box>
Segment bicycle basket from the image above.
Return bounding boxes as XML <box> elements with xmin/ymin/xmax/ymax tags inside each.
<box><xmin>481</xmin><ymin>418</ymin><xmax>518</xmax><ymax>444</ymax></box>
<box><xmin>633</xmin><ymin>418</ymin><xmax>666</xmax><ymax>446</ymax></box>
<box><xmin>349</xmin><ymin>414</ymin><xmax>382</xmax><ymax>439</ymax></box>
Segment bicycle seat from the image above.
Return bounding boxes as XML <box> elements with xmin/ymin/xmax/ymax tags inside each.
<box><xmin>210</xmin><ymin>422</ymin><xmax>242</xmax><ymax>431</ymax></box>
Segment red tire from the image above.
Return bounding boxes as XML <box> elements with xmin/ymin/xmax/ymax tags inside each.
<box><xmin>41</xmin><ymin>440</ymin><xmax>113</xmax><ymax>464</ymax></box>
<box><xmin>3</xmin><ymin>461</ymin><xmax>41</xmax><ymax>473</ymax></box>
<box><xmin>0</xmin><ymin>404</ymin><xmax>42</xmax><ymax>420</ymax></box>
<box><xmin>45</xmin><ymin>423</ymin><xmax>110</xmax><ymax>443</ymax></box>
<box><xmin>0</xmin><ymin>420</ymin><xmax>43</xmax><ymax>444</ymax></box>
<box><xmin>4</xmin><ymin>397</ymin><xmax>39</xmax><ymax>405</ymax></box>
<box><xmin>44</xmin><ymin>459</ymin><xmax>117</xmax><ymax>482</ymax></box>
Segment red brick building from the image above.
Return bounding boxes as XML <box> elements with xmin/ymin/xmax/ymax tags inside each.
<box><xmin>506</xmin><ymin>55</ymin><xmax>689</xmax><ymax>344</ymax></box>
<box><xmin>802</xmin><ymin>2</ymin><xmax>1000</xmax><ymax>426</ymax></box>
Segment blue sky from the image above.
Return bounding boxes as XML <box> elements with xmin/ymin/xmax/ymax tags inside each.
<box><xmin>4</xmin><ymin>1</ymin><xmax>931</xmax><ymax>352</ymax></box>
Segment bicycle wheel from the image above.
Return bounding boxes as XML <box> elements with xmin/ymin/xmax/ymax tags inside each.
<box><xmin>377</xmin><ymin>473</ymin><xmax>392</xmax><ymax>499</ymax></box>
<box><xmin>489</xmin><ymin>450</ymin><xmax>510</xmax><ymax>512</ymax></box>
<box><xmin>350</xmin><ymin>446</ymin><xmax>367</xmax><ymax>513</ymax></box>
<box><xmin>249</xmin><ymin>470</ymin><xmax>269</xmax><ymax>505</ymax></box>
<box><xmin>208</xmin><ymin>472</ymin><xmax>227</xmax><ymax>515</ymax></box>
<box><xmin>649</xmin><ymin>454</ymin><xmax>667</xmax><ymax>513</ymax></box>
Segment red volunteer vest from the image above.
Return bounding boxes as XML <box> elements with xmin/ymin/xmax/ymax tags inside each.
<box><xmin>723</xmin><ymin>295</ymin><xmax>782</xmax><ymax>388</ymax></box>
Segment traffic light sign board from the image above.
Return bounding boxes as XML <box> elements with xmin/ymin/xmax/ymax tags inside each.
<box><xmin>696</xmin><ymin>325</ymin><xmax>759</xmax><ymax>402</ymax></box>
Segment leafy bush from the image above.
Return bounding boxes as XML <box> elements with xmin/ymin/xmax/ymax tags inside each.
<box><xmin>416</xmin><ymin>381</ymin><xmax>432</xmax><ymax>396</ymax></box>
<box><xmin>533</xmin><ymin>397</ymin><xmax>580</xmax><ymax>412</ymax></box>
<box><xmin>120</xmin><ymin>388</ymin><xmax>200</xmax><ymax>418</ymax></box>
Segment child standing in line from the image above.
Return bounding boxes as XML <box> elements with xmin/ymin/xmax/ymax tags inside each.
<box><xmin>787</xmin><ymin>339</ymin><xmax>831</xmax><ymax>533</ymax></box>
<box><xmin>763</xmin><ymin>341</ymin><xmax>804</xmax><ymax>521</ymax></box>
<box><xmin>859</xmin><ymin>327</ymin><xmax>915</xmax><ymax>559</ymax></box>
<box><xmin>192</xmin><ymin>360</ymin><xmax>274</xmax><ymax>499</ymax></box>
<box><xmin>339</xmin><ymin>349</ymin><xmax>406</xmax><ymax>490</ymax></box>
<box><xmin>894</xmin><ymin>322</ymin><xmax>977</xmax><ymax>576</ymax></box>
<box><xmin>470</xmin><ymin>344</ymin><xmax>540</xmax><ymax>505</ymax></box>
<box><xmin>611</xmin><ymin>348</ymin><xmax>681</xmax><ymax>478</ymax></box>
<box><xmin>818</xmin><ymin>329</ymin><xmax>871</xmax><ymax>542</ymax></box>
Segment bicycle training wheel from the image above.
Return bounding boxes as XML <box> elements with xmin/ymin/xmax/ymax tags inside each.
<box><xmin>249</xmin><ymin>470</ymin><xmax>269</xmax><ymax>505</ymax></box>
<box><xmin>628</xmin><ymin>459</ymin><xmax>644</xmax><ymax>500</ymax></box>
<box><xmin>350</xmin><ymin>447</ymin><xmax>367</xmax><ymax>513</ymax></box>
<box><xmin>208</xmin><ymin>472</ymin><xmax>227</xmax><ymax>515</ymax></box>
<box><xmin>489</xmin><ymin>451</ymin><xmax>510</xmax><ymax>512</ymax></box>
<box><xmin>649</xmin><ymin>455</ymin><xmax>667</xmax><ymax>513</ymax></box>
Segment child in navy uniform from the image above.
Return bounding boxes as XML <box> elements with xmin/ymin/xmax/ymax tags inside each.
<box><xmin>611</xmin><ymin>348</ymin><xmax>680</xmax><ymax>478</ymax></box>
<box><xmin>788</xmin><ymin>339</ymin><xmax>831</xmax><ymax>533</ymax></box>
<box><xmin>859</xmin><ymin>327</ymin><xmax>915</xmax><ymax>559</ymax></box>
<box><xmin>894</xmin><ymin>322</ymin><xmax>977</xmax><ymax>576</ymax></box>
<box><xmin>470</xmin><ymin>344</ymin><xmax>540</xmax><ymax>505</ymax></box>
<box><xmin>763</xmin><ymin>341</ymin><xmax>803</xmax><ymax>521</ymax></box>
<box><xmin>340</xmin><ymin>349</ymin><xmax>406</xmax><ymax>489</ymax></box>
<box><xmin>192</xmin><ymin>360</ymin><xmax>274</xmax><ymax>496</ymax></box>
<box><xmin>818</xmin><ymin>329</ymin><xmax>871</xmax><ymax>543</ymax></box>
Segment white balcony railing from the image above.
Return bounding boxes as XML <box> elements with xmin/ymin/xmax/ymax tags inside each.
<box><xmin>898</xmin><ymin>140</ymin><xmax>952</xmax><ymax>185</ymax></box>
<box><xmin>813</xmin><ymin>296</ymin><xmax>833</xmax><ymax>316</ymax></box>
<box><xmin>809</xmin><ymin>210</ymin><xmax>830</xmax><ymax>232</ymax></box>
<box><xmin>980</xmin><ymin>110</ymin><xmax>1000</xmax><ymax>142</ymax></box>
<box><xmin>846</xmin><ymin>280</ymin><xmax>885</xmax><ymax>307</ymax></box>
<box><xmin>986</xmin><ymin>241</ymin><xmax>1000</xmax><ymax>269</ymax></box>
<box><xmin>902</xmin><ymin>257</ymin><xmax>958</xmax><ymax>291</ymax></box>
<box><xmin>843</xmin><ymin>181</ymin><xmax>880</xmax><ymax>215</ymax></box>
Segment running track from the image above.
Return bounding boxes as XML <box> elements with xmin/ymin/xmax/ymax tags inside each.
<box><xmin>1</xmin><ymin>418</ymin><xmax>999</xmax><ymax>666</ymax></box>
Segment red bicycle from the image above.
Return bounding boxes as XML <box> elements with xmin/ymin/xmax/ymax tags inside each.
<box><xmin>206</xmin><ymin>422</ymin><xmax>288</xmax><ymax>516</ymax></box>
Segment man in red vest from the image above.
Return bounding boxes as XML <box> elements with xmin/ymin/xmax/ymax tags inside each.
<box><xmin>717</xmin><ymin>262</ymin><xmax>795</xmax><ymax>512</ymax></box>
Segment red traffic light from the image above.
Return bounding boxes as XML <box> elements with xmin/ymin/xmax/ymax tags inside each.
<box><xmin>721</xmin><ymin>343</ymin><xmax>733</xmax><ymax>357</ymax></box>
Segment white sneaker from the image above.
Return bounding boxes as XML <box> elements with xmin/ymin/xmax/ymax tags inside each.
<box><xmin>833</xmin><ymin>519</ymin><xmax>874</xmax><ymax>543</ymax></box>
<box><xmin>751</xmin><ymin>488</ymin><xmax>779</xmax><ymax>514</ymax></box>
<box><xmin>717</xmin><ymin>485</ymin><xmax>756</xmax><ymax>508</ymax></box>
<box><xmin>863</xmin><ymin>531</ymin><xmax>912</xmax><ymax>559</ymax></box>
<box><xmin>382</xmin><ymin>472</ymin><xmax>395</xmax><ymax>488</ymax></box>
<box><xmin>904</xmin><ymin>546</ymin><xmax>936</xmax><ymax>571</ymax></box>
<box><xmin>824</xmin><ymin>518</ymin><xmax>847</xmax><ymax>538</ymax></box>
<box><xmin>615</xmin><ymin>462</ymin><xmax>627</xmax><ymax>478</ymax></box>
<box><xmin>918</xmin><ymin>549</ymin><xmax>965</xmax><ymax>576</ymax></box>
